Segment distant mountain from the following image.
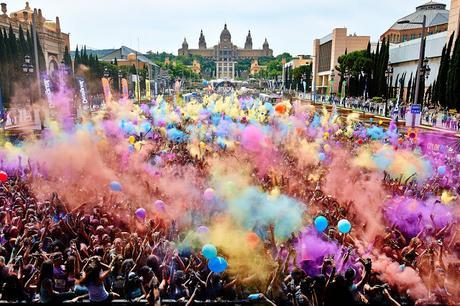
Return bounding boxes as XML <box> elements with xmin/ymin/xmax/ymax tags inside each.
<box><xmin>70</xmin><ymin>49</ymin><xmax>115</xmax><ymax>59</ymax></box>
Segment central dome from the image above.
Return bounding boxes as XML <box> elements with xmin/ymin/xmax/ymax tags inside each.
<box><xmin>220</xmin><ymin>24</ymin><xmax>231</xmax><ymax>42</ymax></box>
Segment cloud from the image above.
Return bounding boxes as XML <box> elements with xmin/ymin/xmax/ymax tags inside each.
<box><xmin>20</xmin><ymin>0</ymin><xmax>450</xmax><ymax>55</ymax></box>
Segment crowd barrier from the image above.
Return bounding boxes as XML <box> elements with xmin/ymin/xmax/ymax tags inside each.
<box><xmin>0</xmin><ymin>300</ymin><xmax>260</xmax><ymax>305</ymax></box>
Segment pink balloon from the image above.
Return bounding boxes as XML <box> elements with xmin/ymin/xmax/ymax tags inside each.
<box><xmin>204</xmin><ymin>188</ymin><xmax>215</xmax><ymax>201</ymax></box>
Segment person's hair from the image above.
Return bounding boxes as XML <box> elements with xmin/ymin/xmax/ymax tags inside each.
<box><xmin>82</xmin><ymin>258</ymin><xmax>102</xmax><ymax>285</ymax></box>
<box><xmin>39</xmin><ymin>260</ymin><xmax>54</xmax><ymax>285</ymax></box>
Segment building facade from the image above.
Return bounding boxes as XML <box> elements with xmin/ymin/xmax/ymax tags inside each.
<box><xmin>448</xmin><ymin>0</ymin><xmax>460</xmax><ymax>41</ymax></box>
<box><xmin>312</xmin><ymin>28</ymin><xmax>370</xmax><ymax>95</ymax></box>
<box><xmin>99</xmin><ymin>46</ymin><xmax>159</xmax><ymax>80</ymax></box>
<box><xmin>389</xmin><ymin>31</ymin><xmax>446</xmax><ymax>94</ymax></box>
<box><xmin>0</xmin><ymin>2</ymin><xmax>70</xmax><ymax>73</ymax></box>
<box><xmin>282</xmin><ymin>55</ymin><xmax>312</xmax><ymax>89</ymax></box>
<box><xmin>178</xmin><ymin>24</ymin><xmax>273</xmax><ymax>79</ymax></box>
<box><xmin>380</xmin><ymin>1</ymin><xmax>449</xmax><ymax>44</ymax></box>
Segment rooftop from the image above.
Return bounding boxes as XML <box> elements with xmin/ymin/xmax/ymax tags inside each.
<box><xmin>390</xmin><ymin>1</ymin><xmax>449</xmax><ymax>30</ymax></box>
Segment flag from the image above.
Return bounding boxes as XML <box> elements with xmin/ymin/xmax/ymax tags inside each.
<box><xmin>134</xmin><ymin>79</ymin><xmax>140</xmax><ymax>101</ymax></box>
<box><xmin>145</xmin><ymin>79</ymin><xmax>151</xmax><ymax>100</ymax></box>
<box><xmin>42</xmin><ymin>75</ymin><xmax>54</xmax><ymax>107</ymax></box>
<box><xmin>121</xmin><ymin>78</ymin><xmax>129</xmax><ymax>100</ymax></box>
<box><xmin>76</xmin><ymin>77</ymin><xmax>89</xmax><ymax>110</ymax></box>
<box><xmin>101</xmin><ymin>78</ymin><xmax>112</xmax><ymax>104</ymax></box>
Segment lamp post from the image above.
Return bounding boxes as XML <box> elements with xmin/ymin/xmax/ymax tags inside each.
<box><xmin>22</xmin><ymin>55</ymin><xmax>34</xmax><ymax>105</ymax></box>
<box><xmin>329</xmin><ymin>69</ymin><xmax>335</xmax><ymax>103</ymax></box>
<box><xmin>118</xmin><ymin>70</ymin><xmax>123</xmax><ymax>93</ymax></box>
<box><xmin>385</xmin><ymin>63</ymin><xmax>393</xmax><ymax>117</ymax></box>
<box><xmin>397</xmin><ymin>15</ymin><xmax>427</xmax><ymax>109</ymax></box>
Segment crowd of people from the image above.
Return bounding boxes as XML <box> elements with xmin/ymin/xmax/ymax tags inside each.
<box><xmin>0</xmin><ymin>91</ymin><xmax>459</xmax><ymax>305</ymax></box>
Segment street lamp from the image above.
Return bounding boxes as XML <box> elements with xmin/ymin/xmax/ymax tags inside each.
<box><xmin>22</xmin><ymin>55</ymin><xmax>34</xmax><ymax>105</ymax></box>
<box><xmin>103</xmin><ymin>67</ymin><xmax>110</xmax><ymax>79</ymax></box>
<box><xmin>397</xmin><ymin>15</ymin><xmax>427</xmax><ymax>110</ymax></box>
<box><xmin>22</xmin><ymin>55</ymin><xmax>34</xmax><ymax>75</ymax></box>
<box><xmin>385</xmin><ymin>63</ymin><xmax>394</xmax><ymax>117</ymax></box>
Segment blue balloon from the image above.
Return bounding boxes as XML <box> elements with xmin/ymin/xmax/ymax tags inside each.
<box><xmin>314</xmin><ymin>216</ymin><xmax>328</xmax><ymax>232</ymax></box>
<box><xmin>437</xmin><ymin>165</ymin><xmax>446</xmax><ymax>175</ymax></box>
<box><xmin>337</xmin><ymin>219</ymin><xmax>352</xmax><ymax>234</ymax></box>
<box><xmin>208</xmin><ymin>256</ymin><xmax>228</xmax><ymax>273</ymax></box>
<box><xmin>318</xmin><ymin>152</ymin><xmax>326</xmax><ymax>161</ymax></box>
<box><xmin>201</xmin><ymin>244</ymin><xmax>217</xmax><ymax>259</ymax></box>
<box><xmin>109</xmin><ymin>181</ymin><xmax>122</xmax><ymax>192</ymax></box>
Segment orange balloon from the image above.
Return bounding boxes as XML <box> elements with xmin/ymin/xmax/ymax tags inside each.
<box><xmin>274</xmin><ymin>103</ymin><xmax>286</xmax><ymax>114</ymax></box>
<box><xmin>246</xmin><ymin>232</ymin><xmax>260</xmax><ymax>248</ymax></box>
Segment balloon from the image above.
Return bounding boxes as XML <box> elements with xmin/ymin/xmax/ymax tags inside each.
<box><xmin>274</xmin><ymin>103</ymin><xmax>286</xmax><ymax>114</ymax></box>
<box><xmin>437</xmin><ymin>165</ymin><xmax>446</xmax><ymax>175</ymax></box>
<box><xmin>196</xmin><ymin>226</ymin><xmax>209</xmax><ymax>234</ymax></box>
<box><xmin>314</xmin><ymin>216</ymin><xmax>328</xmax><ymax>232</ymax></box>
<box><xmin>337</xmin><ymin>219</ymin><xmax>352</xmax><ymax>234</ymax></box>
<box><xmin>246</xmin><ymin>232</ymin><xmax>260</xmax><ymax>248</ymax></box>
<box><xmin>208</xmin><ymin>256</ymin><xmax>228</xmax><ymax>273</ymax></box>
<box><xmin>0</xmin><ymin>171</ymin><xmax>8</xmax><ymax>183</ymax></box>
<box><xmin>323</xmin><ymin>144</ymin><xmax>331</xmax><ymax>152</ymax></box>
<box><xmin>456</xmin><ymin>154</ymin><xmax>460</xmax><ymax>162</ymax></box>
<box><xmin>154</xmin><ymin>200</ymin><xmax>165</xmax><ymax>211</ymax></box>
<box><xmin>129</xmin><ymin>135</ymin><xmax>136</xmax><ymax>144</ymax></box>
<box><xmin>201</xmin><ymin>244</ymin><xmax>217</xmax><ymax>259</ymax></box>
<box><xmin>135</xmin><ymin>208</ymin><xmax>146</xmax><ymax>219</ymax></box>
<box><xmin>204</xmin><ymin>188</ymin><xmax>215</xmax><ymax>201</ymax></box>
<box><xmin>318</xmin><ymin>152</ymin><xmax>326</xmax><ymax>161</ymax></box>
<box><xmin>378</xmin><ymin>120</ymin><xmax>383</xmax><ymax>125</ymax></box>
<box><xmin>109</xmin><ymin>181</ymin><xmax>122</xmax><ymax>192</ymax></box>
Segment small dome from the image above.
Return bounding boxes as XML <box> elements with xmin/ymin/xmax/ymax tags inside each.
<box><xmin>220</xmin><ymin>24</ymin><xmax>231</xmax><ymax>42</ymax></box>
<box><xmin>127</xmin><ymin>53</ymin><xmax>137</xmax><ymax>61</ymax></box>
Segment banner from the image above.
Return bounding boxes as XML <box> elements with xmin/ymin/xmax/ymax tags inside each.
<box><xmin>101</xmin><ymin>77</ymin><xmax>112</xmax><ymax>104</ymax></box>
<box><xmin>134</xmin><ymin>79</ymin><xmax>140</xmax><ymax>101</ymax></box>
<box><xmin>0</xmin><ymin>86</ymin><xmax>4</xmax><ymax>120</ymax></box>
<box><xmin>145</xmin><ymin>79</ymin><xmax>151</xmax><ymax>100</ymax></box>
<box><xmin>121</xmin><ymin>78</ymin><xmax>129</xmax><ymax>100</ymax></box>
<box><xmin>76</xmin><ymin>77</ymin><xmax>89</xmax><ymax>110</ymax></box>
<box><xmin>42</xmin><ymin>75</ymin><xmax>53</xmax><ymax>107</ymax></box>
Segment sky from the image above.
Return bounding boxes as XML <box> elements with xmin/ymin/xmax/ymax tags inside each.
<box><xmin>8</xmin><ymin>0</ymin><xmax>452</xmax><ymax>56</ymax></box>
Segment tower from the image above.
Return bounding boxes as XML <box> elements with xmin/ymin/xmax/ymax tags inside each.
<box><xmin>220</xmin><ymin>23</ymin><xmax>232</xmax><ymax>43</ymax></box>
<box><xmin>244</xmin><ymin>30</ymin><xmax>253</xmax><ymax>50</ymax></box>
<box><xmin>178</xmin><ymin>37</ymin><xmax>189</xmax><ymax>56</ymax></box>
<box><xmin>199</xmin><ymin>30</ymin><xmax>207</xmax><ymax>49</ymax></box>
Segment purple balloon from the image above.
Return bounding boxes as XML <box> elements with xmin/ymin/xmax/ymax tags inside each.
<box><xmin>135</xmin><ymin>208</ymin><xmax>146</xmax><ymax>219</ymax></box>
<box><xmin>197</xmin><ymin>226</ymin><xmax>209</xmax><ymax>233</ymax></box>
<box><xmin>154</xmin><ymin>200</ymin><xmax>165</xmax><ymax>211</ymax></box>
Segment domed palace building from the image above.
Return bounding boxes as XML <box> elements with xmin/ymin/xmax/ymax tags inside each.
<box><xmin>178</xmin><ymin>24</ymin><xmax>273</xmax><ymax>79</ymax></box>
<box><xmin>0</xmin><ymin>2</ymin><xmax>70</xmax><ymax>73</ymax></box>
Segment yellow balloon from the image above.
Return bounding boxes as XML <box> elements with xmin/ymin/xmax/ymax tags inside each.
<box><xmin>324</xmin><ymin>144</ymin><xmax>331</xmax><ymax>152</ymax></box>
<box><xmin>378</xmin><ymin>120</ymin><xmax>383</xmax><ymax>125</ymax></box>
<box><xmin>323</xmin><ymin>132</ymin><xmax>329</xmax><ymax>139</ymax></box>
<box><xmin>270</xmin><ymin>187</ymin><xmax>280</xmax><ymax>198</ymax></box>
<box><xmin>129</xmin><ymin>135</ymin><xmax>136</xmax><ymax>144</ymax></box>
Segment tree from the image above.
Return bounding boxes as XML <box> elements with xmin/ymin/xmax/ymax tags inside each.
<box><xmin>435</xmin><ymin>33</ymin><xmax>454</xmax><ymax>107</ymax></box>
<box><xmin>406</xmin><ymin>73</ymin><xmax>412</xmax><ymax>103</ymax></box>
<box><xmin>63</xmin><ymin>45</ymin><xmax>72</xmax><ymax>69</ymax></box>
<box><xmin>74</xmin><ymin>45</ymin><xmax>80</xmax><ymax>72</ymax></box>
<box><xmin>446</xmin><ymin>34</ymin><xmax>460</xmax><ymax>109</ymax></box>
<box><xmin>292</xmin><ymin>65</ymin><xmax>312</xmax><ymax>92</ymax></box>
